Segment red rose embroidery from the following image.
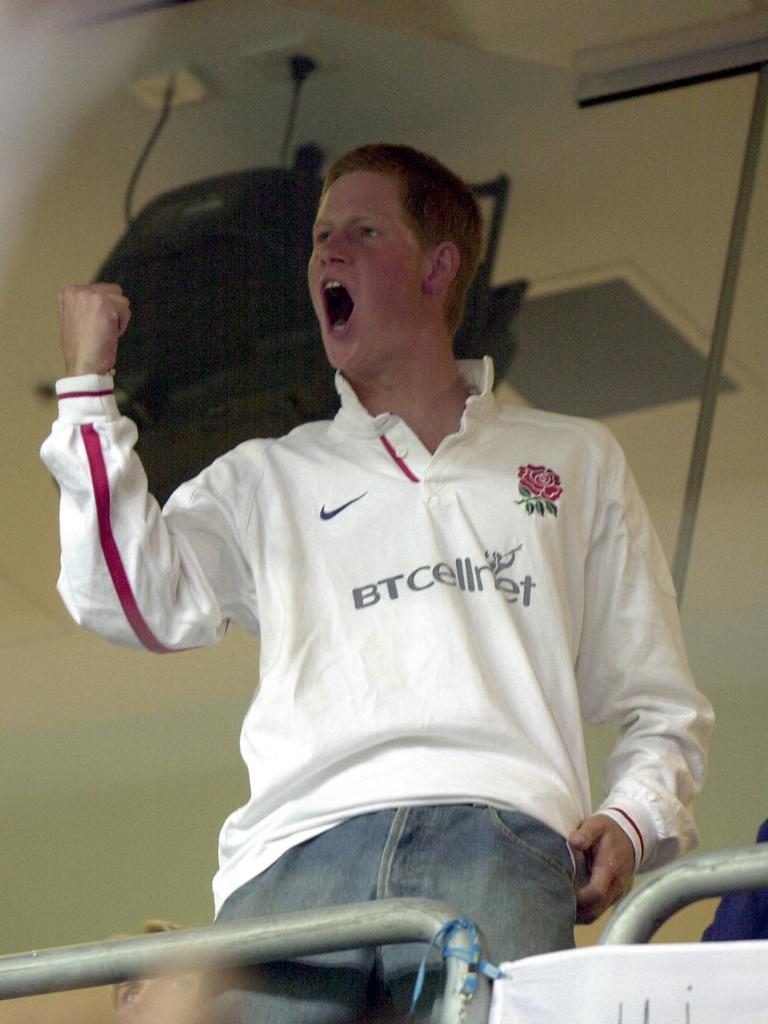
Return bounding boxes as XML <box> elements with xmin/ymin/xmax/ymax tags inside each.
<box><xmin>516</xmin><ymin>464</ymin><xmax>563</xmax><ymax>517</ymax></box>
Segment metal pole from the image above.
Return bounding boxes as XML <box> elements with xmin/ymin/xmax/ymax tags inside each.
<box><xmin>599</xmin><ymin>845</ymin><xmax>768</xmax><ymax>945</ymax></box>
<box><xmin>672</xmin><ymin>63</ymin><xmax>768</xmax><ymax>602</ymax></box>
<box><xmin>0</xmin><ymin>898</ymin><xmax>492</xmax><ymax>1023</ymax></box>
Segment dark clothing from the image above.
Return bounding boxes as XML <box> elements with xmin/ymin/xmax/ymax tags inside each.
<box><xmin>701</xmin><ymin>819</ymin><xmax>768</xmax><ymax>941</ymax></box>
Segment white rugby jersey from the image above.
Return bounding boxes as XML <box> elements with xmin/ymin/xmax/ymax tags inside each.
<box><xmin>41</xmin><ymin>358</ymin><xmax>713</xmax><ymax>913</ymax></box>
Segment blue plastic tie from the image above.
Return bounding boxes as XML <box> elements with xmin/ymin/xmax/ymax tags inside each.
<box><xmin>408</xmin><ymin>917</ymin><xmax>504</xmax><ymax>1017</ymax></box>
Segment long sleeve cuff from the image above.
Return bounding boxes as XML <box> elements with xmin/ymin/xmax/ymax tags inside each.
<box><xmin>55</xmin><ymin>373</ymin><xmax>120</xmax><ymax>421</ymax></box>
<box><xmin>596</xmin><ymin>799</ymin><xmax>657</xmax><ymax>870</ymax></box>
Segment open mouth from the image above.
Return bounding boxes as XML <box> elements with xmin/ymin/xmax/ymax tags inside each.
<box><xmin>323</xmin><ymin>281</ymin><xmax>355</xmax><ymax>330</ymax></box>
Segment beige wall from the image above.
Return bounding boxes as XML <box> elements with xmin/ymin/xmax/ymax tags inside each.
<box><xmin>0</xmin><ymin>988</ymin><xmax>111</xmax><ymax>1024</ymax></box>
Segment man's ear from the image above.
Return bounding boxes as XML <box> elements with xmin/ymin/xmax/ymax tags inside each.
<box><xmin>422</xmin><ymin>241</ymin><xmax>460</xmax><ymax>299</ymax></box>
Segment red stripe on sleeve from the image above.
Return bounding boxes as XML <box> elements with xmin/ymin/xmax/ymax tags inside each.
<box><xmin>608</xmin><ymin>806</ymin><xmax>645</xmax><ymax>863</ymax></box>
<box><xmin>80</xmin><ymin>424</ymin><xmax>174</xmax><ymax>654</ymax></box>
<box><xmin>59</xmin><ymin>389</ymin><xmax>114</xmax><ymax>399</ymax></box>
<box><xmin>380</xmin><ymin>435</ymin><xmax>420</xmax><ymax>482</ymax></box>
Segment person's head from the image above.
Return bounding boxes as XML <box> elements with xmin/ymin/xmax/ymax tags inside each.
<box><xmin>114</xmin><ymin>919</ymin><xmax>202</xmax><ymax>1024</ymax></box>
<box><xmin>319</xmin><ymin>143</ymin><xmax>482</xmax><ymax>334</ymax></box>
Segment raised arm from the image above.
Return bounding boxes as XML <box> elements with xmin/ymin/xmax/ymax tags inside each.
<box><xmin>41</xmin><ymin>284</ymin><xmax>259</xmax><ymax>653</ymax></box>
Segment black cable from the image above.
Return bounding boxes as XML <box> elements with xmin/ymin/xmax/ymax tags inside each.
<box><xmin>280</xmin><ymin>55</ymin><xmax>317</xmax><ymax>168</ymax></box>
<box><xmin>123</xmin><ymin>75</ymin><xmax>177</xmax><ymax>227</ymax></box>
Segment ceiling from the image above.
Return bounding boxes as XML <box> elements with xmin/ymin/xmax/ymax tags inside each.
<box><xmin>0</xmin><ymin>0</ymin><xmax>766</xmax><ymax>955</ymax></box>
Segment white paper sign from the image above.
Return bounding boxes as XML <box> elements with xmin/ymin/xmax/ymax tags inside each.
<box><xmin>489</xmin><ymin>940</ymin><xmax>768</xmax><ymax>1023</ymax></box>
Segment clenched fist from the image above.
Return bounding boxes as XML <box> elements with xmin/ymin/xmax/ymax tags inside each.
<box><xmin>59</xmin><ymin>283</ymin><xmax>131</xmax><ymax>376</ymax></box>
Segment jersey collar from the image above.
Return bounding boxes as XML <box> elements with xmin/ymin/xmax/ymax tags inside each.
<box><xmin>333</xmin><ymin>357</ymin><xmax>496</xmax><ymax>438</ymax></box>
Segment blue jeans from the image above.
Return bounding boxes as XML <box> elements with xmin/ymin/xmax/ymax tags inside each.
<box><xmin>211</xmin><ymin>805</ymin><xmax>575</xmax><ymax>1023</ymax></box>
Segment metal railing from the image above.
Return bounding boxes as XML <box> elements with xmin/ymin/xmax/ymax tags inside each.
<box><xmin>0</xmin><ymin>897</ymin><xmax>492</xmax><ymax>1023</ymax></box>
<box><xmin>600</xmin><ymin>844</ymin><xmax>768</xmax><ymax>945</ymax></box>
<box><xmin>5</xmin><ymin>846</ymin><xmax>768</xmax><ymax>1020</ymax></box>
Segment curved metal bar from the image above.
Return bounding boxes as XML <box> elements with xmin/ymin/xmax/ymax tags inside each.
<box><xmin>0</xmin><ymin>898</ymin><xmax>492</xmax><ymax>1023</ymax></box>
<box><xmin>600</xmin><ymin>845</ymin><xmax>768</xmax><ymax>945</ymax></box>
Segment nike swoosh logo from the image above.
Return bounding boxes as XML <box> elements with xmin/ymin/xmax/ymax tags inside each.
<box><xmin>320</xmin><ymin>492</ymin><xmax>367</xmax><ymax>520</ymax></box>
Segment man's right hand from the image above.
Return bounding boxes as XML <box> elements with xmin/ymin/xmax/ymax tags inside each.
<box><xmin>59</xmin><ymin>283</ymin><xmax>131</xmax><ymax>376</ymax></box>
